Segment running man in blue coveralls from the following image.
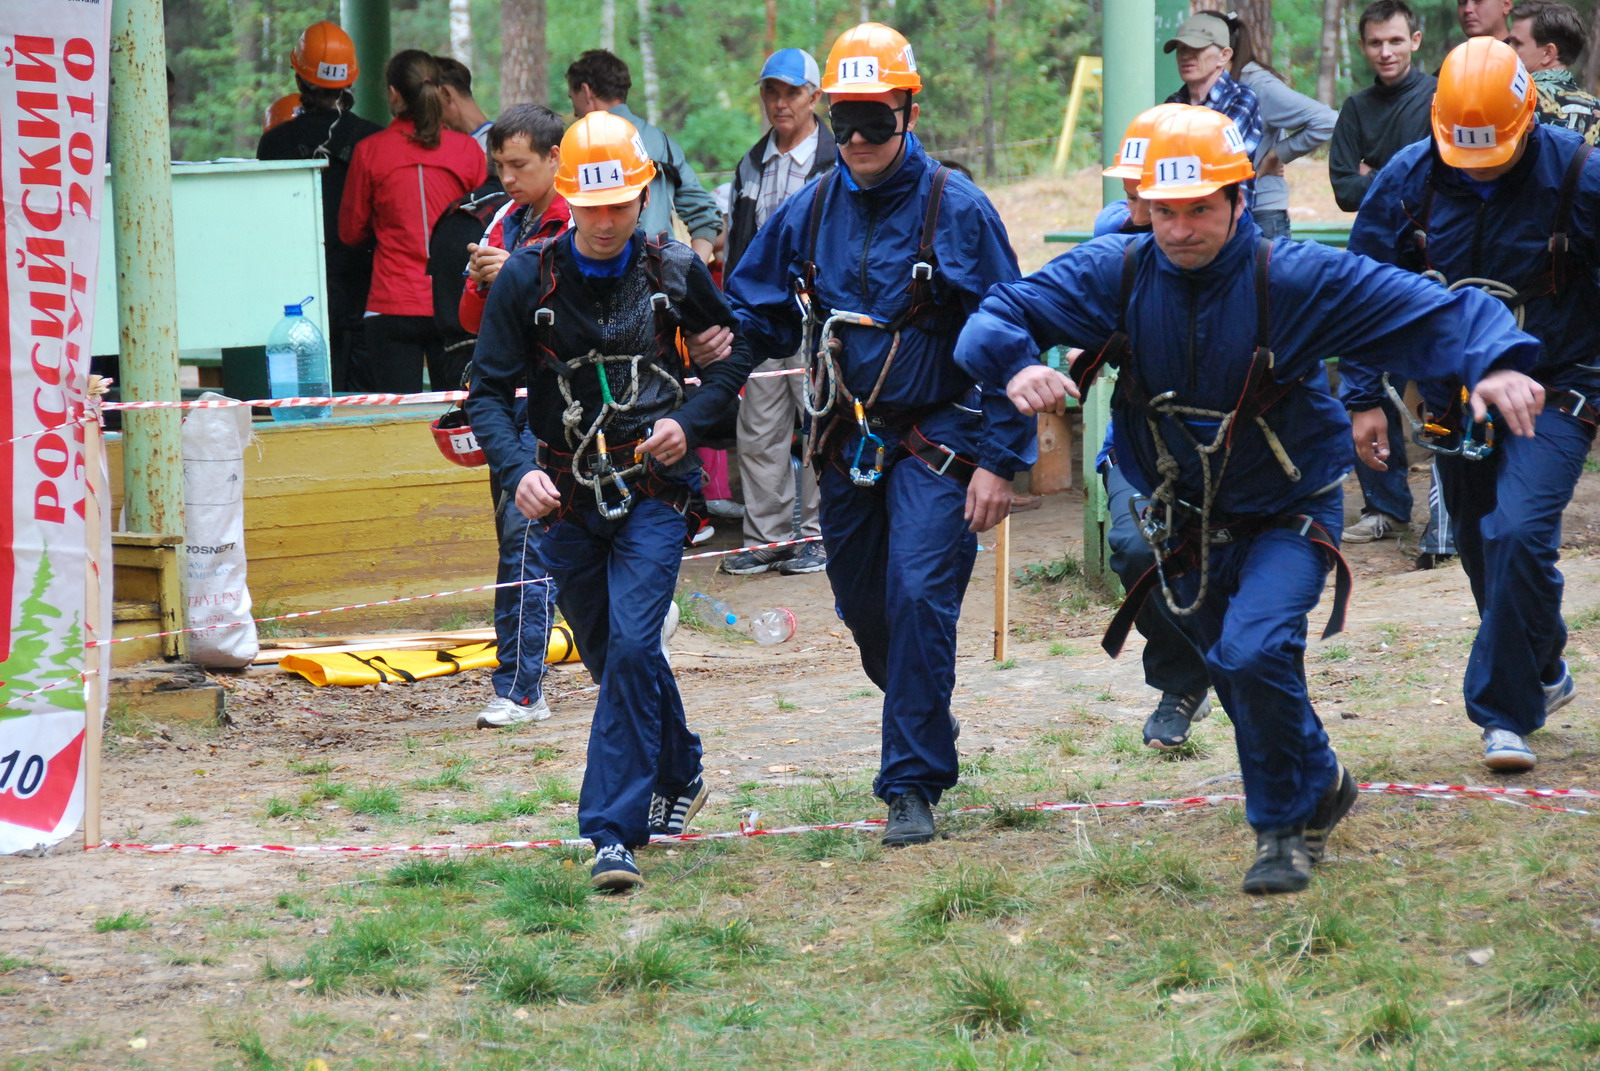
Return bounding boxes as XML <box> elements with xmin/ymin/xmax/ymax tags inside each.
<box><xmin>1347</xmin><ymin>37</ymin><xmax>1600</xmax><ymax>773</ymax></box>
<box><xmin>956</xmin><ymin>105</ymin><xmax>1544</xmax><ymax>894</ymax></box>
<box><xmin>717</xmin><ymin>22</ymin><xmax>1033</xmax><ymax>846</ymax></box>
<box><xmin>466</xmin><ymin>112</ymin><xmax>755</xmax><ymax>892</ymax></box>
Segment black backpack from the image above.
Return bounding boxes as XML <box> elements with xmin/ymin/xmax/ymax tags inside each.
<box><xmin>428</xmin><ymin>177</ymin><xmax>510</xmax><ymax>349</ymax></box>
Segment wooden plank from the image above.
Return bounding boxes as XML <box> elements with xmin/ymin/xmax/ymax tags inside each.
<box><xmin>1031</xmin><ymin>411</ymin><xmax>1076</xmax><ymax>494</ymax></box>
<box><xmin>993</xmin><ymin>517</ymin><xmax>1011</xmax><ymax>662</ymax></box>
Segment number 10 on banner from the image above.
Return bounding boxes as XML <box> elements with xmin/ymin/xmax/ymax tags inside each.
<box><xmin>577</xmin><ymin>160</ymin><xmax>625</xmax><ymax>191</ymax></box>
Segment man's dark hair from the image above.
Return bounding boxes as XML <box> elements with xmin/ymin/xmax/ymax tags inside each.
<box><xmin>434</xmin><ymin>55</ymin><xmax>474</xmax><ymax>97</ymax></box>
<box><xmin>294</xmin><ymin>73</ymin><xmax>345</xmax><ymax>111</ymax></box>
<box><xmin>1358</xmin><ymin>0</ymin><xmax>1420</xmax><ymax>40</ymax></box>
<box><xmin>1511</xmin><ymin>1</ymin><xmax>1586</xmax><ymax>66</ymax></box>
<box><xmin>489</xmin><ymin>103</ymin><xmax>566</xmax><ymax>155</ymax></box>
<box><xmin>566</xmin><ymin>50</ymin><xmax>631</xmax><ymax>102</ymax></box>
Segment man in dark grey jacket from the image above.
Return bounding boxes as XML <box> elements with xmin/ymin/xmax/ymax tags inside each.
<box><xmin>720</xmin><ymin>49</ymin><xmax>837</xmax><ymax>576</ymax></box>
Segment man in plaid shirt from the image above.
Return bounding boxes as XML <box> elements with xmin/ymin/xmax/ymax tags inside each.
<box><xmin>1164</xmin><ymin>11</ymin><xmax>1263</xmax><ymax>202</ymax></box>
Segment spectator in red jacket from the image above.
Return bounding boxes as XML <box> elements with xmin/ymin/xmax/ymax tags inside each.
<box><xmin>339</xmin><ymin>49</ymin><xmax>486</xmax><ymax>393</ymax></box>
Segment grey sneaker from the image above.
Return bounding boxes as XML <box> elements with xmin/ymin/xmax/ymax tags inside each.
<box><xmin>1544</xmin><ymin>660</ymin><xmax>1576</xmax><ymax>717</ymax></box>
<box><xmin>776</xmin><ymin>542</ymin><xmax>828</xmax><ymax>575</ymax></box>
<box><xmin>1241</xmin><ymin>828</ymin><xmax>1312</xmax><ymax>895</ymax></box>
<box><xmin>719</xmin><ymin>545</ymin><xmax>793</xmax><ymax>575</ymax></box>
<box><xmin>1143</xmin><ymin>691</ymin><xmax>1212</xmax><ymax>750</ymax></box>
<box><xmin>475</xmin><ymin>694</ymin><xmax>551</xmax><ymax>729</ymax></box>
<box><xmin>1305</xmin><ymin>765</ymin><xmax>1357</xmax><ymax>865</ymax></box>
<box><xmin>1482</xmin><ymin>728</ymin><xmax>1536</xmax><ymax>772</ymax></box>
<box><xmin>882</xmin><ymin>792</ymin><xmax>936</xmax><ymax>847</ymax></box>
<box><xmin>1344</xmin><ymin>511</ymin><xmax>1404</xmax><ymax>544</ymax></box>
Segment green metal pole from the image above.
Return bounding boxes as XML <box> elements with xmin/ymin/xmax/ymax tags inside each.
<box><xmin>340</xmin><ymin>0</ymin><xmax>392</xmax><ymax>127</ymax></box>
<box><xmin>108</xmin><ymin>0</ymin><xmax>184</xmax><ymax>544</ymax></box>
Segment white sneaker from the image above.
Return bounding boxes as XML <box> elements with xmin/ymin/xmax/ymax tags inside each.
<box><xmin>706</xmin><ymin>498</ymin><xmax>745</xmax><ymax>519</ymax></box>
<box><xmin>1482</xmin><ymin>728</ymin><xmax>1536</xmax><ymax>772</ymax></box>
<box><xmin>660</xmin><ymin>600</ymin><xmax>680</xmax><ymax>664</ymax></box>
<box><xmin>474</xmin><ymin>694</ymin><xmax>551</xmax><ymax>729</ymax></box>
<box><xmin>1344</xmin><ymin>511</ymin><xmax>1404</xmax><ymax>544</ymax></box>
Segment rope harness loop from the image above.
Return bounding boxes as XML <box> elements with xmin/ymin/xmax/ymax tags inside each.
<box><xmin>557</xmin><ymin>349</ymin><xmax>684</xmax><ymax>519</ymax></box>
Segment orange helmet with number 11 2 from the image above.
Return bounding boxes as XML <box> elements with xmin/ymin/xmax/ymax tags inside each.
<box><xmin>1137</xmin><ymin>106</ymin><xmax>1256</xmax><ymax>201</ymax></box>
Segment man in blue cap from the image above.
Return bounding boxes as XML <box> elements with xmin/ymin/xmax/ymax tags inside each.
<box><xmin>720</xmin><ymin>48</ymin><xmax>837</xmax><ymax>576</ymax></box>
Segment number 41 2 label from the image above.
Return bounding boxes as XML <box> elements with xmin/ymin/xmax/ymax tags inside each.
<box><xmin>577</xmin><ymin>159</ymin><xmax>626</xmax><ymax>191</ymax></box>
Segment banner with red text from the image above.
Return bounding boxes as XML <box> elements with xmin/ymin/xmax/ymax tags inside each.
<box><xmin>0</xmin><ymin>1</ymin><xmax>114</xmax><ymax>853</ymax></box>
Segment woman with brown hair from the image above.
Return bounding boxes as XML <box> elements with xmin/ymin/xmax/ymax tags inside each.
<box><xmin>340</xmin><ymin>49</ymin><xmax>485</xmax><ymax>393</ymax></box>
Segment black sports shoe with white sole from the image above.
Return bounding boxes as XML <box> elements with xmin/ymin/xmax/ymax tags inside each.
<box><xmin>649</xmin><ymin>777</ymin><xmax>709</xmax><ymax>836</ymax></box>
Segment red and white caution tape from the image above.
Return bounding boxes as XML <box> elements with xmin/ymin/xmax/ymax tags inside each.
<box><xmin>680</xmin><ymin>535</ymin><xmax>821</xmax><ymax>561</ymax></box>
<box><xmin>89</xmin><ymin>781</ymin><xmax>1594</xmax><ymax>856</ymax></box>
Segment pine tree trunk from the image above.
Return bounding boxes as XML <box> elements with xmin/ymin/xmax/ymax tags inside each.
<box><xmin>499</xmin><ymin>0</ymin><xmax>547</xmax><ymax>107</ymax></box>
<box><xmin>1316</xmin><ymin>0</ymin><xmax>1343</xmax><ymax>105</ymax></box>
<box><xmin>636</xmin><ymin>0</ymin><xmax>659</xmax><ymax>124</ymax></box>
<box><xmin>982</xmin><ymin>0</ymin><xmax>998</xmax><ymax>179</ymax></box>
<box><xmin>450</xmin><ymin>0</ymin><xmax>472</xmax><ymax>64</ymax></box>
<box><xmin>601</xmin><ymin>0</ymin><xmax>616</xmax><ymax>52</ymax></box>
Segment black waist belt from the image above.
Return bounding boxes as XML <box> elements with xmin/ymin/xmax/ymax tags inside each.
<box><xmin>536</xmin><ymin>441</ymin><xmax>693</xmax><ymax>521</ymax></box>
<box><xmin>904</xmin><ymin>425</ymin><xmax>979</xmax><ymax>487</ymax></box>
<box><xmin>1101</xmin><ymin>513</ymin><xmax>1351</xmax><ymax>658</ymax></box>
<box><xmin>537</xmin><ymin>440</ymin><xmax>640</xmax><ymax>473</ymax></box>
<box><xmin>1548</xmin><ymin>388</ymin><xmax>1599</xmax><ymax>428</ymax></box>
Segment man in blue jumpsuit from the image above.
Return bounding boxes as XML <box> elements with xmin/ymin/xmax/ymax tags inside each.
<box><xmin>720</xmin><ymin>22</ymin><xmax>1033</xmax><ymax>846</ymax></box>
<box><xmin>1347</xmin><ymin>37</ymin><xmax>1600</xmax><ymax>772</ymax></box>
<box><xmin>955</xmin><ymin>105</ymin><xmax>1544</xmax><ymax>894</ymax></box>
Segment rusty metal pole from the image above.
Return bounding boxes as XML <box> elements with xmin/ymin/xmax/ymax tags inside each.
<box><xmin>108</xmin><ymin>0</ymin><xmax>184</xmax><ymax>545</ymax></box>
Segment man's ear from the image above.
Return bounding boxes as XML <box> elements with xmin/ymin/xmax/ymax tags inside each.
<box><xmin>906</xmin><ymin>101</ymin><xmax>920</xmax><ymax>132</ymax></box>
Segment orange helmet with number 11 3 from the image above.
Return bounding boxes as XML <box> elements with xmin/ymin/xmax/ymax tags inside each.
<box><xmin>821</xmin><ymin>23</ymin><xmax>922</xmax><ymax>95</ymax></box>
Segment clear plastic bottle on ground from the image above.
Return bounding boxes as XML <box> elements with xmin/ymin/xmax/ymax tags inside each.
<box><xmin>265</xmin><ymin>295</ymin><xmax>331</xmax><ymax>421</ymax></box>
<box><xmin>750</xmin><ymin>607</ymin><xmax>796</xmax><ymax>645</ymax></box>
<box><xmin>688</xmin><ymin>592</ymin><xmax>737</xmax><ymax>626</ymax></box>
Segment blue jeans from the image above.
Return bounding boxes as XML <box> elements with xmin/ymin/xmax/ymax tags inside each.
<box><xmin>1437</xmin><ymin>407</ymin><xmax>1593</xmax><ymax>734</ymax></box>
<box><xmin>491</xmin><ymin>482</ymin><xmax>557</xmax><ymax>705</ymax></box>
<box><xmin>541</xmin><ymin>496</ymin><xmax>702</xmax><ymax>849</ymax></box>
<box><xmin>820</xmin><ymin>414</ymin><xmax>978</xmax><ymax>805</ymax></box>
<box><xmin>1164</xmin><ymin>490</ymin><xmax>1344</xmax><ymax>831</ymax></box>
<box><xmin>1254</xmin><ymin>210</ymin><xmax>1292</xmax><ymax>240</ymax></box>
<box><xmin>1102</xmin><ymin>462</ymin><xmax>1211</xmax><ymax>699</ymax></box>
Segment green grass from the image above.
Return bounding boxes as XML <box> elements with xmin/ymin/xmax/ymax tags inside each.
<box><xmin>345</xmin><ymin>785</ymin><xmax>403</xmax><ymax>816</ymax></box>
<box><xmin>935</xmin><ymin>959</ymin><xmax>1036</xmax><ymax>1035</ymax></box>
<box><xmin>409</xmin><ymin>756</ymin><xmax>475</xmax><ymax>792</ymax></box>
<box><xmin>995</xmin><ymin>657</ymin><xmax>1018</xmax><ymax>670</ymax></box>
<box><xmin>93</xmin><ymin>912</ymin><xmax>151</xmax><ymax>933</ymax></box>
<box><xmin>774</xmin><ymin>692</ymin><xmax>798</xmax><ymax>711</ymax></box>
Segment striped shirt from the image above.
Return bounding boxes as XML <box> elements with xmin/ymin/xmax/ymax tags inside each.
<box><xmin>1167</xmin><ymin>71</ymin><xmax>1263</xmax><ymax>202</ymax></box>
<box><xmin>757</xmin><ymin>126</ymin><xmax>821</xmax><ymax>228</ymax></box>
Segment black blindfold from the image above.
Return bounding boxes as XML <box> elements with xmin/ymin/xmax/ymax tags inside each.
<box><xmin>829</xmin><ymin>100</ymin><xmax>904</xmax><ymax>145</ymax></box>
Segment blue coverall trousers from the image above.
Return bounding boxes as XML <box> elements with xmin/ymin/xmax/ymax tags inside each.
<box><xmin>491</xmin><ymin>456</ymin><xmax>557</xmax><ymax>705</ymax></box>
<box><xmin>1103</xmin><ymin>462</ymin><xmax>1211</xmax><ymax>699</ymax></box>
<box><xmin>1163</xmin><ymin>490</ymin><xmax>1344</xmax><ymax>831</ymax></box>
<box><xmin>820</xmin><ymin>424</ymin><xmax>977</xmax><ymax>805</ymax></box>
<box><xmin>540</xmin><ymin>496</ymin><xmax>702</xmax><ymax>849</ymax></box>
<box><xmin>1436</xmin><ymin>406</ymin><xmax>1593</xmax><ymax>735</ymax></box>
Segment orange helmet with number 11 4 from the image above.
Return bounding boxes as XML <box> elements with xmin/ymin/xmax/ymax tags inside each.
<box><xmin>1137</xmin><ymin>105</ymin><xmax>1256</xmax><ymax>200</ymax></box>
<box><xmin>554</xmin><ymin>112</ymin><xmax>657</xmax><ymax>207</ymax></box>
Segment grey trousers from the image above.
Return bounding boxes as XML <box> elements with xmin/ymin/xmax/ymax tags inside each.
<box><xmin>737</xmin><ymin>353</ymin><xmax>821</xmax><ymax>543</ymax></box>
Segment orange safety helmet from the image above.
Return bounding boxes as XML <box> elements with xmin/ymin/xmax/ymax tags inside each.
<box><xmin>263</xmin><ymin>93</ymin><xmax>303</xmax><ymax>132</ymax></box>
<box><xmin>1103</xmin><ymin>103</ymin><xmax>1190</xmax><ymax>180</ymax></box>
<box><xmin>1137</xmin><ymin>105</ymin><xmax>1256</xmax><ymax>200</ymax></box>
<box><xmin>821</xmin><ymin>23</ymin><xmax>922</xmax><ymax>95</ymax></box>
<box><xmin>291</xmin><ymin>21</ymin><xmax>360</xmax><ymax>90</ymax></box>
<box><xmin>1432</xmin><ymin>37</ymin><xmax>1535</xmax><ymax>170</ymax></box>
<box><xmin>553</xmin><ymin>112</ymin><xmax>656</xmax><ymax>207</ymax></box>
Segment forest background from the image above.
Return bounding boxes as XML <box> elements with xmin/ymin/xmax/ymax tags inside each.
<box><xmin>166</xmin><ymin>0</ymin><xmax>1600</xmax><ymax>182</ymax></box>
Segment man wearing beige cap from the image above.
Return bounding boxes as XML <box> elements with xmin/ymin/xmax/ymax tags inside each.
<box><xmin>1163</xmin><ymin>10</ymin><xmax>1263</xmax><ymax>194</ymax></box>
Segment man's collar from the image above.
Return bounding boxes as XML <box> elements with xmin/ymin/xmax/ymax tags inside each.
<box><xmin>1533</xmin><ymin>67</ymin><xmax>1578</xmax><ymax>87</ymax></box>
<box><xmin>761</xmin><ymin>124</ymin><xmax>820</xmax><ymax>168</ymax></box>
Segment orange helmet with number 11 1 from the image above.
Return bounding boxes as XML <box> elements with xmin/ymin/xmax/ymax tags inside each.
<box><xmin>1432</xmin><ymin>37</ymin><xmax>1535</xmax><ymax>170</ymax></box>
<box><xmin>1104</xmin><ymin>104</ymin><xmax>1190</xmax><ymax>180</ymax></box>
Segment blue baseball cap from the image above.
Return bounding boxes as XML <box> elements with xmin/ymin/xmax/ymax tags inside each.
<box><xmin>759</xmin><ymin>48</ymin><xmax>820</xmax><ymax>88</ymax></box>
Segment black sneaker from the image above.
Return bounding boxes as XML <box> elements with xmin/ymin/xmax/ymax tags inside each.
<box><xmin>590</xmin><ymin>844</ymin><xmax>643</xmax><ymax>892</ymax></box>
<box><xmin>719</xmin><ymin>545</ymin><xmax>793</xmax><ymax>575</ymax></box>
<box><xmin>1304</xmin><ymin>764</ymin><xmax>1357</xmax><ymax>866</ymax></box>
<box><xmin>882</xmin><ymin>791</ymin><xmax>936</xmax><ymax>847</ymax></box>
<box><xmin>1414</xmin><ymin>552</ymin><xmax>1456</xmax><ymax>571</ymax></box>
<box><xmin>649</xmin><ymin>777</ymin><xmax>709</xmax><ymax>836</ymax></box>
<box><xmin>1143</xmin><ymin>691</ymin><xmax>1212</xmax><ymax>750</ymax></box>
<box><xmin>1241</xmin><ymin>828</ymin><xmax>1312</xmax><ymax>895</ymax></box>
<box><xmin>776</xmin><ymin>542</ymin><xmax>827</xmax><ymax>575</ymax></box>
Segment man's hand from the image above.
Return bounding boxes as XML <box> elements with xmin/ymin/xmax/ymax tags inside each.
<box><xmin>1472</xmin><ymin>370</ymin><xmax>1545</xmax><ymax>437</ymax></box>
<box><xmin>1005</xmin><ymin>364</ymin><xmax>1078</xmax><ymax>416</ymax></box>
<box><xmin>965</xmin><ymin>468</ymin><xmax>1013</xmax><ymax>533</ymax></box>
<box><xmin>1358</xmin><ymin>161</ymin><xmax>1373</xmax><ymax>177</ymax></box>
<box><xmin>690</xmin><ymin>237</ymin><xmax>715</xmax><ymax>264</ymax></box>
<box><xmin>685</xmin><ymin>325</ymin><xmax>733</xmax><ymax>367</ymax></box>
<box><xmin>1258</xmin><ymin>150</ymin><xmax>1285</xmax><ymax>177</ymax></box>
<box><xmin>638</xmin><ymin>418</ymin><xmax>688</xmax><ymax>466</ymax></box>
<box><xmin>1350</xmin><ymin>407</ymin><xmax>1392</xmax><ymax>471</ymax></box>
<box><xmin>515</xmin><ymin>469</ymin><xmax>562</xmax><ymax>519</ymax></box>
<box><xmin>467</xmin><ymin>243</ymin><xmax>511</xmax><ymax>288</ymax></box>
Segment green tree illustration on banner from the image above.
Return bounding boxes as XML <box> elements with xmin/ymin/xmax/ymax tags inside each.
<box><xmin>0</xmin><ymin>552</ymin><xmax>84</xmax><ymax>720</ymax></box>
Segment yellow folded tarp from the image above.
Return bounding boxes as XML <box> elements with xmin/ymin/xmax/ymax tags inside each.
<box><xmin>280</xmin><ymin>626</ymin><xmax>580</xmax><ymax>687</ymax></box>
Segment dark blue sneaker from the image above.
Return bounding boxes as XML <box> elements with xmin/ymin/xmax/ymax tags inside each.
<box><xmin>882</xmin><ymin>792</ymin><xmax>936</xmax><ymax>847</ymax></box>
<box><xmin>1143</xmin><ymin>691</ymin><xmax>1211</xmax><ymax>750</ymax></box>
<box><xmin>590</xmin><ymin>844</ymin><xmax>643</xmax><ymax>892</ymax></box>
<box><xmin>1305</xmin><ymin>765</ymin><xmax>1357</xmax><ymax>866</ymax></box>
<box><xmin>649</xmin><ymin>777</ymin><xmax>708</xmax><ymax>836</ymax></box>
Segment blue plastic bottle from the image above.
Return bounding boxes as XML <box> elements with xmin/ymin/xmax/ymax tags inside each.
<box><xmin>265</xmin><ymin>296</ymin><xmax>331</xmax><ymax>421</ymax></box>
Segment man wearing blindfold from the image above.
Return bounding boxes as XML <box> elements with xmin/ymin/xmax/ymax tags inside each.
<box><xmin>712</xmin><ymin>22</ymin><xmax>1032</xmax><ymax>848</ymax></box>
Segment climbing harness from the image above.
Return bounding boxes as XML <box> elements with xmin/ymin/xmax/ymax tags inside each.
<box><xmin>1070</xmin><ymin>237</ymin><xmax>1350</xmax><ymax>657</ymax></box>
<box><xmin>1381</xmin><ymin>377</ymin><xmax>1496</xmax><ymax>460</ymax></box>
<box><xmin>793</xmin><ymin>164</ymin><xmax>965</xmax><ymax>485</ymax></box>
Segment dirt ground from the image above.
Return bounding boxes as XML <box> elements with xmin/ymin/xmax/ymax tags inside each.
<box><xmin>6</xmin><ymin>167</ymin><xmax>1600</xmax><ymax>1066</ymax></box>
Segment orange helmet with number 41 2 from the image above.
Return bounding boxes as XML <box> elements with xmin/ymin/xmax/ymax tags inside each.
<box><xmin>554</xmin><ymin>112</ymin><xmax>657</xmax><ymax>207</ymax></box>
<box><xmin>291</xmin><ymin>22</ymin><xmax>359</xmax><ymax>90</ymax></box>
<box><xmin>1137</xmin><ymin>105</ymin><xmax>1256</xmax><ymax>200</ymax></box>
<box><xmin>1432</xmin><ymin>37</ymin><xmax>1535</xmax><ymax>170</ymax></box>
<box><xmin>821</xmin><ymin>23</ymin><xmax>922</xmax><ymax>95</ymax></box>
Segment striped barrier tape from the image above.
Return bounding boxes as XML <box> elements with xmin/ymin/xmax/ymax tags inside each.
<box><xmin>88</xmin><ymin>781</ymin><xmax>1593</xmax><ymax>855</ymax></box>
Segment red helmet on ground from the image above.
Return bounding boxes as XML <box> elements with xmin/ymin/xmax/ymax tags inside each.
<box><xmin>431</xmin><ymin>407</ymin><xmax>486</xmax><ymax>468</ymax></box>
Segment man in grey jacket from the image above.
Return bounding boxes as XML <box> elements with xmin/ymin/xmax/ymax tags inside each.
<box><xmin>1231</xmin><ymin>34</ymin><xmax>1337</xmax><ymax>238</ymax></box>
<box><xmin>566</xmin><ymin>49</ymin><xmax>723</xmax><ymax>262</ymax></box>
